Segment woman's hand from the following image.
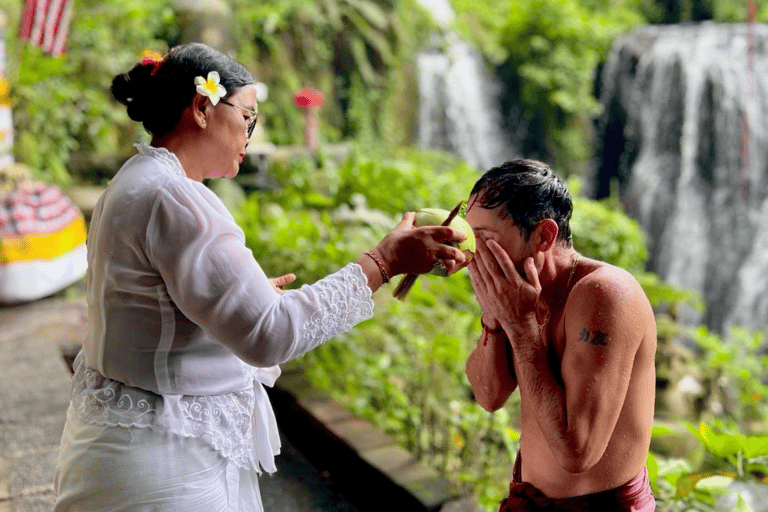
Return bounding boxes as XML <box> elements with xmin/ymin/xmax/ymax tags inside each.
<box><xmin>374</xmin><ymin>212</ymin><xmax>468</xmax><ymax>277</ymax></box>
<box><xmin>269</xmin><ymin>273</ymin><xmax>296</xmax><ymax>295</ymax></box>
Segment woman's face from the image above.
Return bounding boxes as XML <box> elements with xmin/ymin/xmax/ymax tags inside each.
<box><xmin>204</xmin><ymin>84</ymin><xmax>258</xmax><ymax>180</ymax></box>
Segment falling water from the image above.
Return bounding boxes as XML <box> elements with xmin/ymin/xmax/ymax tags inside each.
<box><xmin>594</xmin><ymin>22</ymin><xmax>768</xmax><ymax>333</ymax></box>
<box><xmin>414</xmin><ymin>0</ymin><xmax>519</xmax><ymax>171</ymax></box>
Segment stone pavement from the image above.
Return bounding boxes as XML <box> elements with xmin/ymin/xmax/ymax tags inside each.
<box><xmin>0</xmin><ymin>297</ymin><xmax>84</xmax><ymax>512</ymax></box>
<box><xmin>0</xmin><ymin>295</ymin><xmax>479</xmax><ymax>512</ymax></box>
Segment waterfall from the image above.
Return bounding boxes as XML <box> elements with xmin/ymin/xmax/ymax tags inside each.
<box><xmin>414</xmin><ymin>0</ymin><xmax>519</xmax><ymax>171</ymax></box>
<box><xmin>594</xmin><ymin>22</ymin><xmax>768</xmax><ymax>333</ymax></box>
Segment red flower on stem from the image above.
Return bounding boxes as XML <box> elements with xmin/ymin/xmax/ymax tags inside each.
<box><xmin>293</xmin><ymin>87</ymin><xmax>324</xmax><ymax>150</ymax></box>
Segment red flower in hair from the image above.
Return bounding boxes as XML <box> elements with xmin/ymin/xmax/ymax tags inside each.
<box><xmin>140</xmin><ymin>50</ymin><xmax>164</xmax><ymax>75</ymax></box>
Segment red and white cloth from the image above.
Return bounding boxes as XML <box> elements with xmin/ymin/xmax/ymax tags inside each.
<box><xmin>0</xmin><ymin>182</ymin><xmax>87</xmax><ymax>303</ymax></box>
<box><xmin>18</xmin><ymin>0</ymin><xmax>74</xmax><ymax>57</ymax></box>
<box><xmin>0</xmin><ymin>183</ymin><xmax>81</xmax><ymax>238</ymax></box>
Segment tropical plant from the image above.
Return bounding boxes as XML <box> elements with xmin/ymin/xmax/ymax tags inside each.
<box><xmin>228</xmin><ymin>0</ymin><xmax>435</xmax><ymax>148</ymax></box>
<box><xmin>2</xmin><ymin>0</ymin><xmax>434</xmax><ymax>184</ymax></box>
<box><xmin>3</xmin><ymin>0</ymin><xmax>177</xmax><ymax>185</ymax></box>
<box><xmin>688</xmin><ymin>326</ymin><xmax>768</xmax><ymax>432</ymax></box>
<box><xmin>449</xmin><ymin>0</ymin><xmax>644</xmax><ymax>172</ymax></box>
<box><xmin>648</xmin><ymin>423</ymin><xmax>768</xmax><ymax>511</ymax></box>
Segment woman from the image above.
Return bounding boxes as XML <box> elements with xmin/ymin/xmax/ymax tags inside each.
<box><xmin>54</xmin><ymin>43</ymin><xmax>467</xmax><ymax>512</ymax></box>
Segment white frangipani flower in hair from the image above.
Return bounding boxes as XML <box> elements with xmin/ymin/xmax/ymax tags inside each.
<box><xmin>194</xmin><ymin>71</ymin><xmax>226</xmax><ymax>106</ymax></box>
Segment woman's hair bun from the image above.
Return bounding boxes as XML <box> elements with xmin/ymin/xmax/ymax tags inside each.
<box><xmin>110</xmin><ymin>64</ymin><xmax>155</xmax><ymax>123</ymax></box>
<box><xmin>111</xmin><ymin>43</ymin><xmax>254</xmax><ymax>137</ymax></box>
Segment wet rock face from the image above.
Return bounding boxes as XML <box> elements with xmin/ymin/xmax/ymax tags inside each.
<box><xmin>593</xmin><ymin>22</ymin><xmax>768</xmax><ymax>333</ymax></box>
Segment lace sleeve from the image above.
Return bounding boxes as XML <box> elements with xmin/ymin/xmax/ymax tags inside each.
<box><xmin>240</xmin><ymin>262</ymin><xmax>374</xmax><ymax>365</ymax></box>
<box><xmin>146</xmin><ymin>184</ymin><xmax>373</xmax><ymax>367</ymax></box>
<box><xmin>298</xmin><ymin>262</ymin><xmax>373</xmax><ymax>347</ymax></box>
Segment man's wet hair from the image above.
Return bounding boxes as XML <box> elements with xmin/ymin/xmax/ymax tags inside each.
<box><xmin>470</xmin><ymin>159</ymin><xmax>573</xmax><ymax>247</ymax></box>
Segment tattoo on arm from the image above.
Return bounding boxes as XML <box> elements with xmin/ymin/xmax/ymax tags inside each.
<box><xmin>578</xmin><ymin>328</ymin><xmax>609</xmax><ymax>347</ymax></box>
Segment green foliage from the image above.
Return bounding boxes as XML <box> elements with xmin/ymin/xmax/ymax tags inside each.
<box><xmin>497</xmin><ymin>0</ymin><xmax>643</xmax><ymax>170</ymax></box>
<box><xmin>451</xmin><ymin>0</ymin><xmax>644</xmax><ymax>171</ymax></box>
<box><xmin>636</xmin><ymin>272</ymin><xmax>704</xmax><ymax>314</ymax></box>
<box><xmin>335</xmin><ymin>147</ymin><xmax>479</xmax><ymax>215</ymax></box>
<box><xmin>688</xmin><ymin>424</ymin><xmax>768</xmax><ymax>467</ymax></box>
<box><xmin>651</xmin><ymin>452</ymin><xmax>721</xmax><ymax>509</ymax></box>
<box><xmin>650</xmin><ymin>321</ymin><xmax>768</xmax><ymax>507</ymax></box>
<box><xmin>714</xmin><ymin>0</ymin><xmax>768</xmax><ymax>22</ymax></box>
<box><xmin>5</xmin><ymin>0</ymin><xmax>767</xmax><ymax>186</ymax></box>
<box><xmin>496</xmin><ymin>0</ymin><xmax>636</xmax><ymax>111</ymax></box>
<box><xmin>647</xmin><ymin>452</ymin><xmax>721</xmax><ymax>511</ymax></box>
<box><xmin>647</xmin><ymin>424</ymin><xmax>768</xmax><ymax>510</ymax></box>
<box><xmin>3</xmin><ymin>0</ymin><xmax>176</xmax><ymax>185</ymax></box>
<box><xmin>688</xmin><ymin>326</ymin><xmax>768</xmax><ymax>431</ymax></box>
<box><xmin>3</xmin><ymin>0</ymin><xmax>429</xmax><ymax>184</ymax></box>
<box><xmin>449</xmin><ymin>0</ymin><xmax>512</xmax><ymax>63</ymax></box>
<box><xmin>228</xmin><ymin>0</ymin><xmax>434</xmax><ymax>148</ymax></box>
<box><xmin>570</xmin><ymin>191</ymin><xmax>648</xmax><ymax>274</ymax></box>
<box><xmin>234</xmin><ymin>148</ymin><xmax>478</xmax><ymax>279</ymax></box>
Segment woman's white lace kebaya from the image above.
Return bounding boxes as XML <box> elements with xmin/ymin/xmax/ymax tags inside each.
<box><xmin>68</xmin><ymin>143</ymin><xmax>374</xmax><ymax>473</ymax></box>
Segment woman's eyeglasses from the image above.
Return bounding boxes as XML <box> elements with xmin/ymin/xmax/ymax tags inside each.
<box><xmin>220</xmin><ymin>100</ymin><xmax>258</xmax><ymax>138</ymax></box>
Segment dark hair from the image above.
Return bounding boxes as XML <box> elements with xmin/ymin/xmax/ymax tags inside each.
<box><xmin>111</xmin><ymin>43</ymin><xmax>254</xmax><ymax>137</ymax></box>
<box><xmin>470</xmin><ymin>159</ymin><xmax>573</xmax><ymax>247</ymax></box>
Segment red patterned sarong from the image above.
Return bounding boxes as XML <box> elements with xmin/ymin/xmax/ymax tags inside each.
<box><xmin>498</xmin><ymin>453</ymin><xmax>656</xmax><ymax>511</ymax></box>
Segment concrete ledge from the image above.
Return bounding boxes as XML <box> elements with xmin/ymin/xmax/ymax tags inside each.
<box><xmin>268</xmin><ymin>366</ymin><xmax>477</xmax><ymax>512</ymax></box>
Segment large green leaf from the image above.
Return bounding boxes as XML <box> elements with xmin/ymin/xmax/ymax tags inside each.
<box><xmin>675</xmin><ymin>471</ymin><xmax>735</xmax><ymax>500</ymax></box>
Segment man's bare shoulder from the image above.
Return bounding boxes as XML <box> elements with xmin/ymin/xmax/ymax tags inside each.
<box><xmin>571</xmin><ymin>259</ymin><xmax>648</xmax><ymax>303</ymax></box>
<box><xmin>566</xmin><ymin>258</ymin><xmax>655</xmax><ymax>333</ymax></box>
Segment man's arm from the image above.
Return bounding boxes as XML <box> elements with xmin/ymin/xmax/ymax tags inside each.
<box><xmin>506</xmin><ymin>268</ymin><xmax>645</xmax><ymax>474</ymax></box>
<box><xmin>466</xmin><ymin>326</ymin><xmax>517</xmax><ymax>411</ymax></box>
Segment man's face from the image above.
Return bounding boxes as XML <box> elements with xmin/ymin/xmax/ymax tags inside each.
<box><xmin>465</xmin><ymin>194</ymin><xmax>533</xmax><ymax>276</ymax></box>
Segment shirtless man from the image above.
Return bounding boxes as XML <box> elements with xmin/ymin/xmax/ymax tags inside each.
<box><xmin>464</xmin><ymin>159</ymin><xmax>657</xmax><ymax>511</ymax></box>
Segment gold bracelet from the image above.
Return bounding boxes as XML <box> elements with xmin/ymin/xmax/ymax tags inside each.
<box><xmin>364</xmin><ymin>250</ymin><xmax>392</xmax><ymax>284</ymax></box>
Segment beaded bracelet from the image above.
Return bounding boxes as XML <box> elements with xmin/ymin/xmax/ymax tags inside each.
<box><xmin>364</xmin><ymin>251</ymin><xmax>392</xmax><ymax>284</ymax></box>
